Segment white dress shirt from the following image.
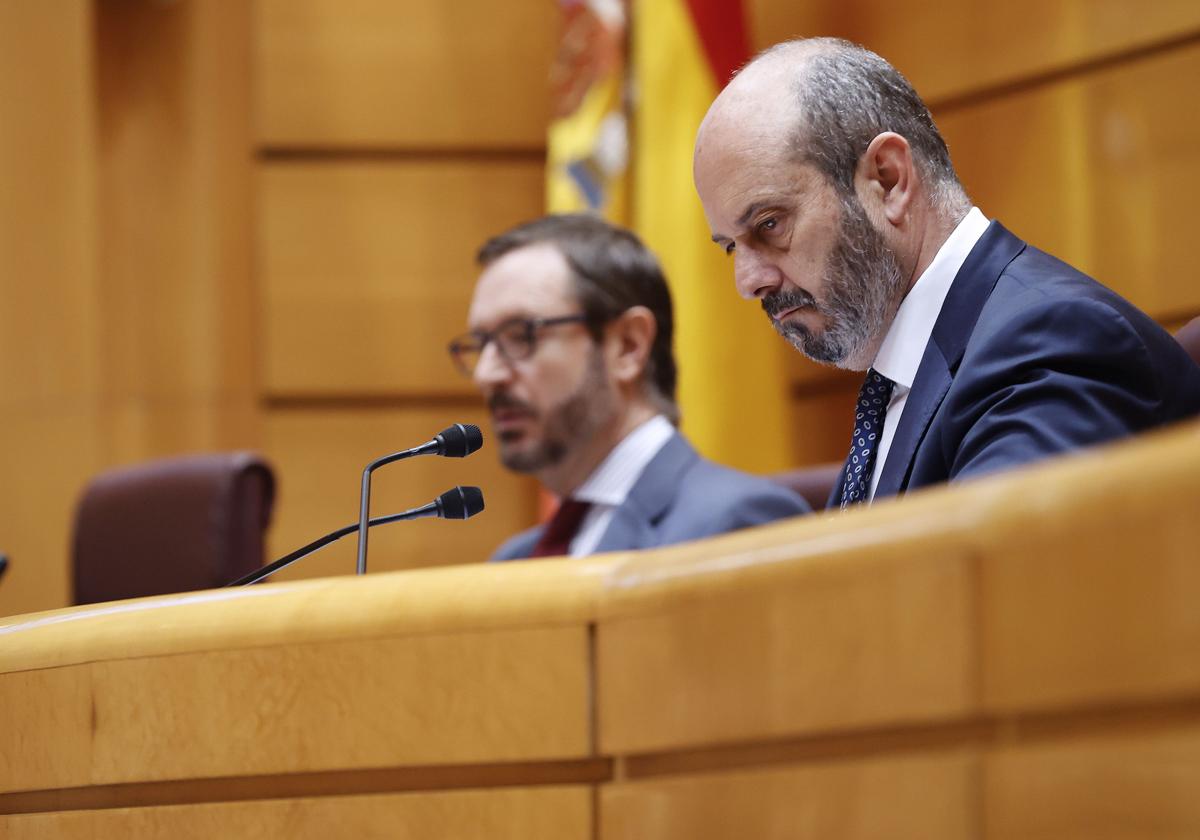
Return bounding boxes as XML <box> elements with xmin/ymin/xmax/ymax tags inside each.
<box><xmin>868</xmin><ymin>207</ymin><xmax>991</xmax><ymax>499</ymax></box>
<box><xmin>567</xmin><ymin>414</ymin><xmax>675</xmax><ymax>556</ymax></box>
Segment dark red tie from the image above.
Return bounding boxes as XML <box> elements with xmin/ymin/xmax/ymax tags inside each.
<box><xmin>530</xmin><ymin>498</ymin><xmax>592</xmax><ymax>558</ymax></box>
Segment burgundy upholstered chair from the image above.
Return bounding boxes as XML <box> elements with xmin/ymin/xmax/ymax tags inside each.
<box><xmin>770</xmin><ymin>461</ymin><xmax>844</xmax><ymax>511</ymax></box>
<box><xmin>73</xmin><ymin>452</ymin><xmax>275</xmax><ymax>605</ymax></box>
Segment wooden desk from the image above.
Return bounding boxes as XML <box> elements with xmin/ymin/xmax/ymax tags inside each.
<box><xmin>3</xmin><ymin>419</ymin><xmax>1199</xmax><ymax>838</ymax></box>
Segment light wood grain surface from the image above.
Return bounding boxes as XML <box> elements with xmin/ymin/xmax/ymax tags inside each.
<box><xmin>254</xmin><ymin>0</ymin><xmax>556</xmax><ymax>148</ymax></box>
<box><xmin>259</xmin><ymin>160</ymin><xmax>545</xmax><ymax>396</ymax></box>
<box><xmin>941</xmin><ymin>43</ymin><xmax>1200</xmax><ymax>322</ymax></box>
<box><xmin>2</xmin><ymin>420</ymin><xmax>1199</xmax><ymax>836</ymax></box>
<box><xmin>752</xmin><ymin>0</ymin><xmax>1200</xmax><ymax>103</ymax></box>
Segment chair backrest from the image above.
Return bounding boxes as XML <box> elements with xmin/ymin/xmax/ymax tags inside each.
<box><xmin>1176</xmin><ymin>315</ymin><xmax>1200</xmax><ymax>366</ymax></box>
<box><xmin>73</xmin><ymin>452</ymin><xmax>275</xmax><ymax>605</ymax></box>
<box><xmin>770</xmin><ymin>461</ymin><xmax>843</xmax><ymax>511</ymax></box>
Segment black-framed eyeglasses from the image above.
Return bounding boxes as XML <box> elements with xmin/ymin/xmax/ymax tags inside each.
<box><xmin>447</xmin><ymin>314</ymin><xmax>590</xmax><ymax>376</ymax></box>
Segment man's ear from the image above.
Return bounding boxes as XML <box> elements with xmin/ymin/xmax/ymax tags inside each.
<box><xmin>605</xmin><ymin>306</ymin><xmax>657</xmax><ymax>387</ymax></box>
<box><xmin>855</xmin><ymin>131</ymin><xmax>915</xmax><ymax>228</ymax></box>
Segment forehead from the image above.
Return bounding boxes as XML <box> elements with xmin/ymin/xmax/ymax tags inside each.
<box><xmin>695</xmin><ymin>130</ymin><xmax>824</xmax><ymax>230</ymax></box>
<box><xmin>467</xmin><ymin>243</ymin><xmax>577</xmax><ymax>328</ymax></box>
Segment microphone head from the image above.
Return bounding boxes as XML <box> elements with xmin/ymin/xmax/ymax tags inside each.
<box><xmin>437</xmin><ymin>486</ymin><xmax>485</xmax><ymax>520</ymax></box>
<box><xmin>434</xmin><ymin>423</ymin><xmax>483</xmax><ymax>458</ymax></box>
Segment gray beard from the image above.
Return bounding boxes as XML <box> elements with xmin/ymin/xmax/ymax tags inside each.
<box><xmin>762</xmin><ymin>193</ymin><xmax>905</xmax><ymax>369</ymax></box>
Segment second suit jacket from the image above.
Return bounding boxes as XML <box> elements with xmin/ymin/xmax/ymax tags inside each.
<box><xmin>832</xmin><ymin>221</ymin><xmax>1200</xmax><ymax>505</ymax></box>
<box><xmin>492</xmin><ymin>432</ymin><xmax>810</xmax><ymax>561</ymax></box>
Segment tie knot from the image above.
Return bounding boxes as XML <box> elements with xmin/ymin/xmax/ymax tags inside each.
<box><xmin>549</xmin><ymin>498</ymin><xmax>591</xmax><ymax>530</ymax></box>
<box><xmin>863</xmin><ymin>368</ymin><xmax>895</xmax><ymax>398</ymax></box>
<box><xmin>531</xmin><ymin>497</ymin><xmax>593</xmax><ymax>558</ymax></box>
<box><xmin>855</xmin><ymin>368</ymin><xmax>895</xmax><ymax>415</ymax></box>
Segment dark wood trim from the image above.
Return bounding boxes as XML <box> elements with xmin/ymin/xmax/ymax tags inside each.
<box><xmin>257</xmin><ymin>146</ymin><xmax>547</xmax><ymax>164</ymax></box>
<box><xmin>6</xmin><ymin>695</ymin><xmax>1199</xmax><ymax>814</ymax></box>
<box><xmin>263</xmin><ymin>393</ymin><xmax>483</xmax><ymax>412</ymax></box>
<box><xmin>0</xmin><ymin>757</ymin><xmax>613</xmax><ymax>816</ymax></box>
<box><xmin>931</xmin><ymin>27</ymin><xmax>1200</xmax><ymax>113</ymax></box>
<box><xmin>620</xmin><ymin>693</ymin><xmax>1200</xmax><ymax>781</ymax></box>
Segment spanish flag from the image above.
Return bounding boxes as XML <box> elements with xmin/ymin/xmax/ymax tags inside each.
<box><xmin>631</xmin><ymin>0</ymin><xmax>794</xmax><ymax>473</ymax></box>
<box><xmin>545</xmin><ymin>0</ymin><xmax>630</xmax><ymax>223</ymax></box>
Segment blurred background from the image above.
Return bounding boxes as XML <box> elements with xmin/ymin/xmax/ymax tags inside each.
<box><xmin>2</xmin><ymin>0</ymin><xmax>1198</xmax><ymax>618</ymax></box>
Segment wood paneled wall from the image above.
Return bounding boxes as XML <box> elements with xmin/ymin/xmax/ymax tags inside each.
<box><xmin>254</xmin><ymin>0</ymin><xmax>556</xmax><ymax>149</ymax></box>
<box><xmin>0</xmin><ymin>2</ymin><xmax>99</xmax><ymax>619</ymax></box>
<box><xmin>0</xmin><ymin>2</ymin><xmax>255</xmax><ymax>619</ymax></box>
<box><xmin>253</xmin><ymin>0</ymin><xmax>554</xmax><ymax>576</ymax></box>
<box><xmin>93</xmin><ymin>2</ymin><xmax>258</xmax><ymax>459</ymax></box>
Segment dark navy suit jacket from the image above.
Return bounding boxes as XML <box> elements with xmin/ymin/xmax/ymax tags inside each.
<box><xmin>492</xmin><ymin>432</ymin><xmax>810</xmax><ymax>561</ymax></box>
<box><xmin>832</xmin><ymin>222</ymin><xmax>1200</xmax><ymax>505</ymax></box>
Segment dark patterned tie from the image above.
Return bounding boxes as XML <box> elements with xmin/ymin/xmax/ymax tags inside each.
<box><xmin>839</xmin><ymin>368</ymin><xmax>896</xmax><ymax>509</ymax></box>
<box><xmin>530</xmin><ymin>498</ymin><xmax>592</xmax><ymax>557</ymax></box>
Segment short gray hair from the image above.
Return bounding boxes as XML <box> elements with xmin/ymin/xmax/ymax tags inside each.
<box><xmin>757</xmin><ymin>38</ymin><xmax>970</xmax><ymax>216</ymax></box>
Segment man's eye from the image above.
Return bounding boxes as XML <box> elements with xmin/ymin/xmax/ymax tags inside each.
<box><xmin>758</xmin><ymin>217</ymin><xmax>778</xmax><ymax>234</ymax></box>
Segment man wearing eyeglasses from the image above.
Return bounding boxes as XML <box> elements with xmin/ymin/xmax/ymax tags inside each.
<box><xmin>450</xmin><ymin>214</ymin><xmax>809</xmax><ymax>561</ymax></box>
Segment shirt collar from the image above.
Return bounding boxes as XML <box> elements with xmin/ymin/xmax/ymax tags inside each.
<box><xmin>573</xmin><ymin>415</ymin><xmax>675</xmax><ymax>507</ymax></box>
<box><xmin>872</xmin><ymin>207</ymin><xmax>990</xmax><ymax>389</ymax></box>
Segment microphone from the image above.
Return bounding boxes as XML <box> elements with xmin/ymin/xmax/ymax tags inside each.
<box><xmin>226</xmin><ymin>486</ymin><xmax>485</xmax><ymax>586</ymax></box>
<box><xmin>356</xmin><ymin>424</ymin><xmax>483</xmax><ymax>575</ymax></box>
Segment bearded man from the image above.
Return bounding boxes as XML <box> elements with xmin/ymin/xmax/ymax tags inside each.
<box><xmin>451</xmin><ymin>214</ymin><xmax>809</xmax><ymax>560</ymax></box>
<box><xmin>694</xmin><ymin>38</ymin><xmax>1200</xmax><ymax>508</ymax></box>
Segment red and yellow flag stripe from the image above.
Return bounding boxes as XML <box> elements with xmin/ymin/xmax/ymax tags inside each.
<box><xmin>631</xmin><ymin>0</ymin><xmax>793</xmax><ymax>473</ymax></box>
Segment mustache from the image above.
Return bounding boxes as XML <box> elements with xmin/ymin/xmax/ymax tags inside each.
<box><xmin>761</xmin><ymin>287</ymin><xmax>817</xmax><ymax>319</ymax></box>
<box><xmin>488</xmin><ymin>391</ymin><xmax>536</xmax><ymax>416</ymax></box>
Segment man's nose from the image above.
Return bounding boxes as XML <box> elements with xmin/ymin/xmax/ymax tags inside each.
<box><xmin>733</xmin><ymin>248</ymin><xmax>784</xmax><ymax>300</ymax></box>
<box><xmin>472</xmin><ymin>341</ymin><xmax>513</xmax><ymax>389</ymax></box>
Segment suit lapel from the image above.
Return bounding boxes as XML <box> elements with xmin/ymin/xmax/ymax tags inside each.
<box><xmin>593</xmin><ymin>433</ymin><xmax>697</xmax><ymax>553</ymax></box>
<box><xmin>874</xmin><ymin>353</ymin><xmax>951</xmax><ymax>497</ymax></box>
<box><xmin>874</xmin><ymin>222</ymin><xmax>1026</xmax><ymax>498</ymax></box>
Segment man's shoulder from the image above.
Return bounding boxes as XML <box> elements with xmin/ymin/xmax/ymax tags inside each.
<box><xmin>665</xmin><ymin>445</ymin><xmax>812</xmax><ymax>517</ymax></box>
<box><xmin>923</xmin><ymin>234</ymin><xmax>1200</xmax><ymax>477</ymax></box>
<box><xmin>489</xmin><ymin>525</ymin><xmax>541</xmax><ymax>563</ymax></box>
<box><xmin>978</xmin><ymin>244</ymin><xmax>1181</xmax><ymax>359</ymax></box>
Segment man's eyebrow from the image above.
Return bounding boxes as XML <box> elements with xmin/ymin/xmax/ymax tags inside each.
<box><xmin>711</xmin><ymin>201</ymin><xmax>778</xmax><ymax>245</ymax></box>
<box><xmin>737</xmin><ymin>201</ymin><xmax>772</xmax><ymax>227</ymax></box>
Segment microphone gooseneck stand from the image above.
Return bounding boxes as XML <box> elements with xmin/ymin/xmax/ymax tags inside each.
<box><xmin>227</xmin><ymin>485</ymin><xmax>484</xmax><ymax>587</ymax></box>
<box><xmin>355</xmin><ymin>423</ymin><xmax>483</xmax><ymax>575</ymax></box>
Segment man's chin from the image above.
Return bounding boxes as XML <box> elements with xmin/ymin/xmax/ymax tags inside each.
<box><xmin>773</xmin><ymin>319</ymin><xmax>835</xmax><ymax>363</ymax></box>
<box><xmin>499</xmin><ymin>443</ymin><xmax>547</xmax><ymax>475</ymax></box>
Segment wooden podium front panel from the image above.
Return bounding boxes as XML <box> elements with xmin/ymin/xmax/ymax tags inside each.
<box><xmin>594</xmin><ymin>421</ymin><xmax>1200</xmax><ymax>838</ymax></box>
<box><xmin>87</xmin><ymin>629</ymin><xmax>587</xmax><ymax>784</ymax></box>
<box><xmin>596</xmin><ymin>522</ymin><xmax>975</xmax><ymax>755</ymax></box>
<box><xmin>602</xmin><ymin>751</ymin><xmax>976</xmax><ymax>840</ymax></box>
<box><xmin>984</xmin><ymin>724</ymin><xmax>1200</xmax><ymax>840</ymax></box>
<box><xmin>0</xmin><ymin>560</ymin><xmax>608</xmax><ymax>800</ymax></box>
<box><xmin>976</xmin><ymin>420</ymin><xmax>1200</xmax><ymax>712</ymax></box>
<box><xmin>0</xmin><ymin>786</ymin><xmax>590</xmax><ymax>840</ymax></box>
<box><xmin>3</xmin><ymin>422</ymin><xmax>1199</xmax><ymax>835</ymax></box>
